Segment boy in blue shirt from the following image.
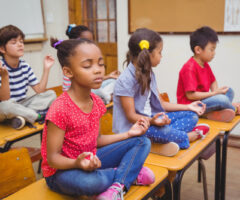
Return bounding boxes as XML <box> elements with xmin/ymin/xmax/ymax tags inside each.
<box><xmin>0</xmin><ymin>25</ymin><xmax>56</xmax><ymax>129</ymax></box>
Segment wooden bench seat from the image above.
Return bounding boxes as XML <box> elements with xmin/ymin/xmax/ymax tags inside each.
<box><xmin>4</xmin><ymin>164</ymin><xmax>170</xmax><ymax>200</ymax></box>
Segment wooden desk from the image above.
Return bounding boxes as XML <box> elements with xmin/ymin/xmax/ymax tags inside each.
<box><xmin>4</xmin><ymin>164</ymin><xmax>171</xmax><ymax>200</ymax></box>
<box><xmin>145</xmin><ymin>127</ymin><xmax>221</xmax><ymax>200</ymax></box>
<box><xmin>0</xmin><ymin>122</ymin><xmax>43</xmax><ymax>153</ymax></box>
<box><xmin>199</xmin><ymin>116</ymin><xmax>240</xmax><ymax>200</ymax></box>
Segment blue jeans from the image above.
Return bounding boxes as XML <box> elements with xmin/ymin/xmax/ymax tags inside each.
<box><xmin>45</xmin><ymin>136</ymin><xmax>151</xmax><ymax>196</ymax></box>
<box><xmin>146</xmin><ymin>111</ymin><xmax>199</xmax><ymax>149</ymax></box>
<box><xmin>201</xmin><ymin>88</ymin><xmax>235</xmax><ymax>113</ymax></box>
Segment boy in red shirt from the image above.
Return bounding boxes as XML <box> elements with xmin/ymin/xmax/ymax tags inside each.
<box><xmin>177</xmin><ymin>26</ymin><xmax>240</xmax><ymax>122</ymax></box>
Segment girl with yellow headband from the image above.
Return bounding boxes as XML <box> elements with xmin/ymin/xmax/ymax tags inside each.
<box><xmin>113</xmin><ymin>28</ymin><xmax>210</xmax><ymax>155</ymax></box>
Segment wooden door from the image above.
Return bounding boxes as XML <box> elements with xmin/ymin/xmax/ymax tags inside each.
<box><xmin>68</xmin><ymin>0</ymin><xmax>118</xmax><ymax>74</ymax></box>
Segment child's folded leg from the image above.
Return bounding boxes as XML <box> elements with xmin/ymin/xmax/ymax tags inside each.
<box><xmin>204</xmin><ymin>108</ymin><xmax>235</xmax><ymax>122</ymax></box>
<box><xmin>0</xmin><ymin>99</ymin><xmax>38</xmax><ymax>124</ymax></box>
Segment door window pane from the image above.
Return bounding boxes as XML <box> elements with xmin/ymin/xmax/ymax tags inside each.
<box><xmin>110</xmin><ymin>21</ymin><xmax>116</xmax><ymax>42</ymax></box>
<box><xmin>109</xmin><ymin>0</ymin><xmax>116</xmax><ymax>19</ymax></box>
<box><xmin>97</xmin><ymin>0</ymin><xmax>107</xmax><ymax>19</ymax></box>
<box><xmin>97</xmin><ymin>21</ymin><xmax>108</xmax><ymax>42</ymax></box>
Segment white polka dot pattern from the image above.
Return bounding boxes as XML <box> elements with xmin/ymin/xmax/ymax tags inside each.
<box><xmin>41</xmin><ymin>92</ymin><xmax>106</xmax><ymax>177</ymax></box>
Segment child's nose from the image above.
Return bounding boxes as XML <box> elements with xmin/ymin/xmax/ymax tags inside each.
<box><xmin>93</xmin><ymin>65</ymin><xmax>102</xmax><ymax>73</ymax></box>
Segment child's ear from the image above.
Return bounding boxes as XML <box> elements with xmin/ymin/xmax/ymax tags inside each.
<box><xmin>194</xmin><ymin>46</ymin><xmax>202</xmax><ymax>55</ymax></box>
<box><xmin>0</xmin><ymin>46</ymin><xmax>6</xmax><ymax>54</ymax></box>
<box><xmin>62</xmin><ymin>66</ymin><xmax>73</xmax><ymax>78</ymax></box>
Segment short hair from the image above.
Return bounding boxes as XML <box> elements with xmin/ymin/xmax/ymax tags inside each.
<box><xmin>190</xmin><ymin>26</ymin><xmax>218</xmax><ymax>53</ymax></box>
<box><xmin>0</xmin><ymin>25</ymin><xmax>25</xmax><ymax>47</ymax></box>
<box><xmin>65</xmin><ymin>25</ymin><xmax>91</xmax><ymax>39</ymax></box>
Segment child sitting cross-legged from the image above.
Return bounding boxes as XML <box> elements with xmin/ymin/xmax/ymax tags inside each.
<box><xmin>41</xmin><ymin>37</ymin><xmax>155</xmax><ymax>200</ymax></box>
<box><xmin>0</xmin><ymin>25</ymin><xmax>56</xmax><ymax>129</ymax></box>
<box><xmin>113</xmin><ymin>28</ymin><xmax>210</xmax><ymax>157</ymax></box>
<box><xmin>177</xmin><ymin>26</ymin><xmax>240</xmax><ymax>122</ymax></box>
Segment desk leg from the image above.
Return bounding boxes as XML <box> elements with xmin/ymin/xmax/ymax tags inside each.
<box><xmin>165</xmin><ymin>179</ymin><xmax>172</xmax><ymax>200</ymax></box>
<box><xmin>215</xmin><ymin>137</ymin><xmax>221</xmax><ymax>200</ymax></box>
<box><xmin>221</xmin><ymin>131</ymin><xmax>229</xmax><ymax>200</ymax></box>
<box><xmin>172</xmin><ymin>170</ymin><xmax>184</xmax><ymax>200</ymax></box>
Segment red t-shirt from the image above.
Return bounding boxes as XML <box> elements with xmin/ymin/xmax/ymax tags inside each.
<box><xmin>177</xmin><ymin>57</ymin><xmax>216</xmax><ymax>104</ymax></box>
<box><xmin>41</xmin><ymin>92</ymin><xmax>106</xmax><ymax>177</ymax></box>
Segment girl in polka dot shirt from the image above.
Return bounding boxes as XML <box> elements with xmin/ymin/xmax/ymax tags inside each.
<box><xmin>41</xmin><ymin>38</ymin><xmax>154</xmax><ymax>200</ymax></box>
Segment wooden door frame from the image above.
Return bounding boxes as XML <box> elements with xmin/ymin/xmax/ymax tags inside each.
<box><xmin>68</xmin><ymin>0</ymin><xmax>82</xmax><ymax>24</ymax></box>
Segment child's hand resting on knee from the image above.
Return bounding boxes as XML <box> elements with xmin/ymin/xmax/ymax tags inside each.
<box><xmin>188</xmin><ymin>101</ymin><xmax>206</xmax><ymax>116</ymax></box>
<box><xmin>214</xmin><ymin>86</ymin><xmax>229</xmax><ymax>95</ymax></box>
<box><xmin>150</xmin><ymin>112</ymin><xmax>171</xmax><ymax>126</ymax></box>
<box><xmin>127</xmin><ymin>117</ymin><xmax>150</xmax><ymax>137</ymax></box>
<box><xmin>75</xmin><ymin>152</ymin><xmax>101</xmax><ymax>171</ymax></box>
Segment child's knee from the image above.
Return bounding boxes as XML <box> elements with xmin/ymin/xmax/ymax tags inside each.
<box><xmin>227</xmin><ymin>87</ymin><xmax>234</xmax><ymax>97</ymax></box>
<box><xmin>81</xmin><ymin>174</ymin><xmax>112</xmax><ymax>195</ymax></box>
<box><xmin>216</xmin><ymin>94</ymin><xmax>232</xmax><ymax>107</ymax></box>
<box><xmin>185</xmin><ymin>111</ymin><xmax>199</xmax><ymax>124</ymax></box>
<box><xmin>134</xmin><ymin>136</ymin><xmax>151</xmax><ymax>151</ymax></box>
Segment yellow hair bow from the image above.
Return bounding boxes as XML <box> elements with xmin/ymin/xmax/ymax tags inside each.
<box><xmin>139</xmin><ymin>40</ymin><xmax>150</xmax><ymax>50</ymax></box>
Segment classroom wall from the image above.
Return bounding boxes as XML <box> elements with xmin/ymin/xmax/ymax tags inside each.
<box><xmin>23</xmin><ymin>0</ymin><xmax>69</xmax><ymax>95</ymax></box>
<box><xmin>117</xmin><ymin>0</ymin><xmax>240</xmax><ymax>104</ymax></box>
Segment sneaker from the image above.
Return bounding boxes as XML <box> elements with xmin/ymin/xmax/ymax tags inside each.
<box><xmin>205</xmin><ymin>109</ymin><xmax>235</xmax><ymax>122</ymax></box>
<box><xmin>35</xmin><ymin>114</ymin><xmax>46</xmax><ymax>124</ymax></box>
<box><xmin>193</xmin><ymin>123</ymin><xmax>210</xmax><ymax>139</ymax></box>
<box><xmin>9</xmin><ymin>116</ymin><xmax>26</xmax><ymax>130</ymax></box>
<box><xmin>135</xmin><ymin>166</ymin><xmax>155</xmax><ymax>185</ymax></box>
<box><xmin>96</xmin><ymin>182</ymin><xmax>124</xmax><ymax>200</ymax></box>
<box><xmin>150</xmin><ymin>142</ymin><xmax>179</xmax><ymax>156</ymax></box>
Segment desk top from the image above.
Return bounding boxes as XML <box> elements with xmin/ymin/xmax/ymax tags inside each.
<box><xmin>124</xmin><ymin>164</ymin><xmax>168</xmax><ymax>200</ymax></box>
<box><xmin>198</xmin><ymin>115</ymin><xmax>240</xmax><ymax>132</ymax></box>
<box><xmin>0</xmin><ymin>123</ymin><xmax>44</xmax><ymax>147</ymax></box>
<box><xmin>145</xmin><ymin>127</ymin><xmax>220</xmax><ymax>171</ymax></box>
<box><xmin>4</xmin><ymin>164</ymin><xmax>168</xmax><ymax>200</ymax></box>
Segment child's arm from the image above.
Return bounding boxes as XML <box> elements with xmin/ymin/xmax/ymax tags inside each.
<box><xmin>47</xmin><ymin>121</ymin><xmax>101</xmax><ymax>171</ymax></box>
<box><xmin>32</xmin><ymin>55</ymin><xmax>55</xmax><ymax>93</ymax></box>
<box><xmin>103</xmin><ymin>70</ymin><xmax>120</xmax><ymax>80</ymax></box>
<box><xmin>159</xmin><ymin>92</ymin><xmax>205</xmax><ymax>116</ymax></box>
<box><xmin>97</xmin><ymin>117</ymin><xmax>149</xmax><ymax>147</ymax></box>
<box><xmin>185</xmin><ymin>81</ymin><xmax>229</xmax><ymax>101</ymax></box>
<box><xmin>120</xmin><ymin>96</ymin><xmax>171</xmax><ymax>127</ymax></box>
<box><xmin>0</xmin><ymin>62</ymin><xmax>10</xmax><ymax>101</ymax></box>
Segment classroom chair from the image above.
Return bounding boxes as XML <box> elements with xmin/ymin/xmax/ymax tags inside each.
<box><xmin>0</xmin><ymin>147</ymin><xmax>36</xmax><ymax>199</ymax></box>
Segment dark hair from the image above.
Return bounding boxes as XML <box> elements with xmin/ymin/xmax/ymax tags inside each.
<box><xmin>50</xmin><ymin>38</ymin><xmax>95</xmax><ymax>67</ymax></box>
<box><xmin>0</xmin><ymin>25</ymin><xmax>25</xmax><ymax>56</ymax></box>
<box><xmin>126</xmin><ymin>28</ymin><xmax>162</xmax><ymax>94</ymax></box>
<box><xmin>190</xmin><ymin>26</ymin><xmax>218</xmax><ymax>53</ymax></box>
<box><xmin>65</xmin><ymin>25</ymin><xmax>92</xmax><ymax>39</ymax></box>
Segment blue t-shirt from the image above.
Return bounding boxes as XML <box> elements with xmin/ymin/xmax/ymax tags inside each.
<box><xmin>113</xmin><ymin>62</ymin><xmax>164</xmax><ymax>133</ymax></box>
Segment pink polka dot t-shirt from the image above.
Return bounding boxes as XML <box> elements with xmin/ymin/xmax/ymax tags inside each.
<box><xmin>41</xmin><ymin>92</ymin><xmax>106</xmax><ymax>177</ymax></box>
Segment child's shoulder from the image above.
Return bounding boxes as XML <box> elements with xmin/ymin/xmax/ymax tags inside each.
<box><xmin>50</xmin><ymin>92</ymin><xmax>69</xmax><ymax>107</ymax></box>
<box><xmin>91</xmin><ymin>92</ymin><xmax>105</xmax><ymax>106</ymax></box>
<box><xmin>117</xmin><ymin>64</ymin><xmax>137</xmax><ymax>83</ymax></box>
<box><xmin>181</xmin><ymin>57</ymin><xmax>198</xmax><ymax>71</ymax></box>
